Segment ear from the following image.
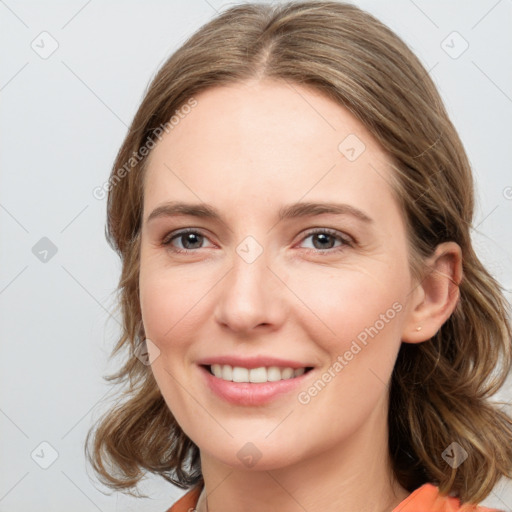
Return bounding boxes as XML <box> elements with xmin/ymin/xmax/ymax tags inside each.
<box><xmin>401</xmin><ymin>241</ymin><xmax>463</xmax><ymax>344</ymax></box>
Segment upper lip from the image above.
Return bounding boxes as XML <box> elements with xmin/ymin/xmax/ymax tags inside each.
<box><xmin>197</xmin><ymin>355</ymin><xmax>314</xmax><ymax>370</ymax></box>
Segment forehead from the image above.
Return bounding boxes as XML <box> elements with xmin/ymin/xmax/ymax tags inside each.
<box><xmin>143</xmin><ymin>79</ymin><xmax>398</xmax><ymax>223</ymax></box>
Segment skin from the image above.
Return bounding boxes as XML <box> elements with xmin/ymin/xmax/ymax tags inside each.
<box><xmin>139</xmin><ymin>79</ymin><xmax>462</xmax><ymax>512</ymax></box>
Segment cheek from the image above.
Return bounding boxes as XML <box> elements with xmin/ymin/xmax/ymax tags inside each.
<box><xmin>139</xmin><ymin>266</ymin><xmax>206</xmax><ymax>424</ymax></box>
<box><xmin>286</xmin><ymin>264</ymin><xmax>408</xmax><ymax>405</ymax></box>
<box><xmin>286</xmin><ymin>262</ymin><xmax>406</xmax><ymax>347</ymax></box>
<box><xmin>140</xmin><ymin>257</ymin><xmax>407</xmax><ymax>355</ymax></box>
<box><xmin>139</xmin><ymin>273</ymin><xmax>173</xmax><ymax>342</ymax></box>
<box><xmin>139</xmin><ymin>263</ymin><xmax>215</xmax><ymax>349</ymax></box>
<box><xmin>292</xmin><ymin>270</ymin><xmax>405</xmax><ymax>424</ymax></box>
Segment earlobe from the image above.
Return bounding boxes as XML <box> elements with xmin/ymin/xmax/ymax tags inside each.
<box><xmin>401</xmin><ymin>241</ymin><xmax>462</xmax><ymax>344</ymax></box>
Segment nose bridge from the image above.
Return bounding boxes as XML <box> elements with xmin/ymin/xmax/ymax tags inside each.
<box><xmin>214</xmin><ymin>237</ymin><xmax>282</xmax><ymax>332</ymax></box>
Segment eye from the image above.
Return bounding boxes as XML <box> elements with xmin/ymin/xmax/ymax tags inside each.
<box><xmin>298</xmin><ymin>228</ymin><xmax>352</xmax><ymax>252</ymax></box>
<box><xmin>162</xmin><ymin>229</ymin><xmax>214</xmax><ymax>253</ymax></box>
<box><xmin>161</xmin><ymin>227</ymin><xmax>353</xmax><ymax>254</ymax></box>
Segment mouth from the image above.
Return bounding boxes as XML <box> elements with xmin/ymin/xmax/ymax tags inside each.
<box><xmin>201</xmin><ymin>364</ymin><xmax>315</xmax><ymax>383</ymax></box>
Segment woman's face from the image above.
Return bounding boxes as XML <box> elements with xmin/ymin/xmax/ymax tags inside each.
<box><xmin>139</xmin><ymin>79</ymin><xmax>420</xmax><ymax>470</ymax></box>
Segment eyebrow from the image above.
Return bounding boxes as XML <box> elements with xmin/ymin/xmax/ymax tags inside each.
<box><xmin>146</xmin><ymin>201</ymin><xmax>373</xmax><ymax>225</ymax></box>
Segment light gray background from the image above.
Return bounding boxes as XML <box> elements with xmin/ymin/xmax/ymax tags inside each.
<box><xmin>1</xmin><ymin>0</ymin><xmax>511</xmax><ymax>510</ymax></box>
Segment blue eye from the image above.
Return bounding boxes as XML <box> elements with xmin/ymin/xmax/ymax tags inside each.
<box><xmin>163</xmin><ymin>229</ymin><xmax>212</xmax><ymax>252</ymax></box>
<box><xmin>299</xmin><ymin>229</ymin><xmax>352</xmax><ymax>252</ymax></box>
<box><xmin>162</xmin><ymin>228</ymin><xmax>352</xmax><ymax>254</ymax></box>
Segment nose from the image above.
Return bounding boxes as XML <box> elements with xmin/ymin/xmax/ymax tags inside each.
<box><xmin>214</xmin><ymin>246</ymin><xmax>286</xmax><ymax>335</ymax></box>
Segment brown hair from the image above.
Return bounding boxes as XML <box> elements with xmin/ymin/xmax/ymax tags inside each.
<box><xmin>85</xmin><ymin>0</ymin><xmax>512</xmax><ymax>504</ymax></box>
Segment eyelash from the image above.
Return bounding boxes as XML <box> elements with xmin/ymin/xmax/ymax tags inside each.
<box><xmin>161</xmin><ymin>228</ymin><xmax>354</xmax><ymax>255</ymax></box>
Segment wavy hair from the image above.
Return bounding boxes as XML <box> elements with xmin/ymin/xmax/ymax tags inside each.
<box><xmin>85</xmin><ymin>1</ymin><xmax>512</xmax><ymax>504</ymax></box>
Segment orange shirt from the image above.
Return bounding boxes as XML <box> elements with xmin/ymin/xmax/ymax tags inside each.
<box><xmin>165</xmin><ymin>483</ymin><xmax>502</xmax><ymax>512</ymax></box>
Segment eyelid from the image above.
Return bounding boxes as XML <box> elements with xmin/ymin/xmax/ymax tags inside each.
<box><xmin>161</xmin><ymin>226</ymin><xmax>354</xmax><ymax>254</ymax></box>
<box><xmin>162</xmin><ymin>227</ymin><xmax>201</xmax><ymax>243</ymax></box>
<box><xmin>162</xmin><ymin>228</ymin><xmax>216</xmax><ymax>250</ymax></box>
<box><xmin>299</xmin><ymin>227</ymin><xmax>353</xmax><ymax>242</ymax></box>
<box><xmin>295</xmin><ymin>227</ymin><xmax>354</xmax><ymax>251</ymax></box>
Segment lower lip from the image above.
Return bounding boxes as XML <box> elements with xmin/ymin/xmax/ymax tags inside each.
<box><xmin>199</xmin><ymin>365</ymin><xmax>312</xmax><ymax>406</ymax></box>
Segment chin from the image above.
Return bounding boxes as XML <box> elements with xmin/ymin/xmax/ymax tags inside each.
<box><xmin>197</xmin><ymin>435</ymin><xmax>308</xmax><ymax>472</ymax></box>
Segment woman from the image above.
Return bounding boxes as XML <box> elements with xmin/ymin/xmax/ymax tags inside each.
<box><xmin>85</xmin><ymin>2</ymin><xmax>512</xmax><ymax>511</ymax></box>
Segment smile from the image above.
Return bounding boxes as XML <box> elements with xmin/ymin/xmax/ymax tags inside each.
<box><xmin>206</xmin><ymin>364</ymin><xmax>313</xmax><ymax>383</ymax></box>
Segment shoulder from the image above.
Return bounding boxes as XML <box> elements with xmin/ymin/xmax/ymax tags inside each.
<box><xmin>167</xmin><ymin>483</ymin><xmax>505</xmax><ymax>512</ymax></box>
<box><xmin>164</xmin><ymin>485</ymin><xmax>202</xmax><ymax>512</ymax></box>
<box><xmin>394</xmin><ymin>483</ymin><xmax>504</xmax><ymax>512</ymax></box>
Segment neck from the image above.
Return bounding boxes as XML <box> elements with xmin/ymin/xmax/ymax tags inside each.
<box><xmin>196</xmin><ymin>396</ymin><xmax>410</xmax><ymax>512</ymax></box>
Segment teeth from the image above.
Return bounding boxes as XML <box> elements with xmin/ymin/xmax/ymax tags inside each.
<box><xmin>267</xmin><ymin>366</ymin><xmax>282</xmax><ymax>382</ymax></box>
<box><xmin>249</xmin><ymin>367</ymin><xmax>267</xmax><ymax>383</ymax></box>
<box><xmin>209</xmin><ymin>364</ymin><xmax>308</xmax><ymax>383</ymax></box>
<box><xmin>222</xmin><ymin>364</ymin><xmax>233</xmax><ymax>381</ymax></box>
<box><xmin>232</xmin><ymin>366</ymin><xmax>249</xmax><ymax>382</ymax></box>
